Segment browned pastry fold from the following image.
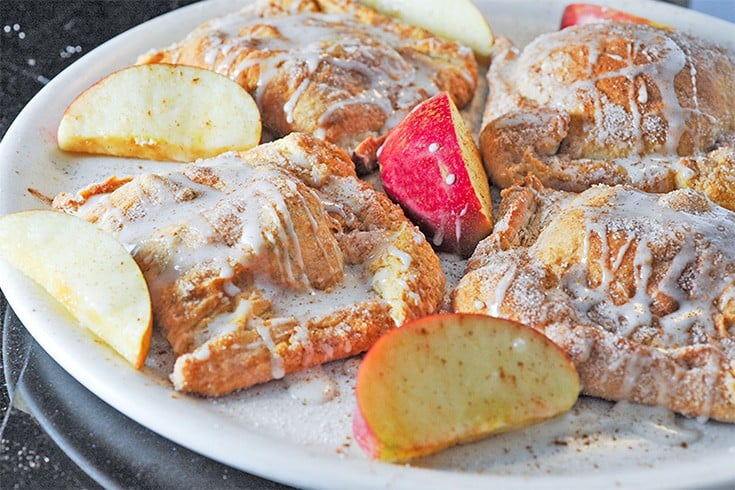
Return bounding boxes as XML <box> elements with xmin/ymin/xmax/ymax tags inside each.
<box><xmin>137</xmin><ymin>0</ymin><xmax>478</xmax><ymax>171</ymax></box>
<box><xmin>454</xmin><ymin>175</ymin><xmax>735</xmax><ymax>422</ymax></box>
<box><xmin>54</xmin><ymin>133</ymin><xmax>445</xmax><ymax>396</ymax></box>
<box><xmin>479</xmin><ymin>23</ymin><xmax>735</xmax><ymax>209</ymax></box>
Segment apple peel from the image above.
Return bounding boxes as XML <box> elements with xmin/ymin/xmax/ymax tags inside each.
<box><xmin>379</xmin><ymin>91</ymin><xmax>493</xmax><ymax>258</ymax></box>
<box><xmin>560</xmin><ymin>3</ymin><xmax>671</xmax><ymax>30</ymax></box>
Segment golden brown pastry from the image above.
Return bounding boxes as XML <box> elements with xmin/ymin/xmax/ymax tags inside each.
<box><xmin>479</xmin><ymin>22</ymin><xmax>735</xmax><ymax>209</ymax></box>
<box><xmin>54</xmin><ymin>133</ymin><xmax>445</xmax><ymax>396</ymax></box>
<box><xmin>138</xmin><ymin>0</ymin><xmax>478</xmax><ymax>171</ymax></box>
<box><xmin>454</xmin><ymin>175</ymin><xmax>735</xmax><ymax>422</ymax></box>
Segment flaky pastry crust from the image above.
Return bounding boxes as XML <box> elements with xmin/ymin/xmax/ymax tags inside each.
<box><xmin>54</xmin><ymin>133</ymin><xmax>444</xmax><ymax>395</ymax></box>
<box><xmin>480</xmin><ymin>23</ymin><xmax>735</xmax><ymax>209</ymax></box>
<box><xmin>454</xmin><ymin>176</ymin><xmax>735</xmax><ymax>422</ymax></box>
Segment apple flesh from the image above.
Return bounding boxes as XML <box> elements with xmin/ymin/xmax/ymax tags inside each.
<box><xmin>560</xmin><ymin>3</ymin><xmax>671</xmax><ymax>30</ymax></box>
<box><xmin>0</xmin><ymin>210</ymin><xmax>152</xmax><ymax>369</ymax></box>
<box><xmin>358</xmin><ymin>0</ymin><xmax>494</xmax><ymax>60</ymax></box>
<box><xmin>378</xmin><ymin>91</ymin><xmax>493</xmax><ymax>258</ymax></box>
<box><xmin>353</xmin><ymin>313</ymin><xmax>580</xmax><ymax>462</ymax></box>
<box><xmin>58</xmin><ymin>63</ymin><xmax>262</xmax><ymax>162</ymax></box>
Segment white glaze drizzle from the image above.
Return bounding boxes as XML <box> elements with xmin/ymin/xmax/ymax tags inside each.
<box><xmin>73</xmin><ymin>152</ymin><xmax>387</xmax><ymax>380</ymax></box>
<box><xmin>255</xmin><ymin>321</ymin><xmax>286</xmax><ymax>379</ymax></box>
<box><xmin>194</xmin><ymin>9</ymin><xmax>447</xmax><ymax>138</ymax></box>
<box><xmin>509</xmin><ymin>23</ymin><xmax>727</xmax><ymax>190</ymax></box>
<box><xmin>469</xmin><ymin>186</ymin><xmax>735</xmax><ymax>411</ymax></box>
<box><xmin>562</xmin><ymin>188</ymin><xmax>735</xmax><ymax>349</ymax></box>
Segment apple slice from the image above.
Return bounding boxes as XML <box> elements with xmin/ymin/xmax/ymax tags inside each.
<box><xmin>58</xmin><ymin>63</ymin><xmax>262</xmax><ymax>162</ymax></box>
<box><xmin>353</xmin><ymin>313</ymin><xmax>580</xmax><ymax>462</ymax></box>
<box><xmin>0</xmin><ymin>210</ymin><xmax>152</xmax><ymax>369</ymax></box>
<box><xmin>560</xmin><ymin>3</ymin><xmax>671</xmax><ymax>30</ymax></box>
<box><xmin>358</xmin><ymin>0</ymin><xmax>494</xmax><ymax>60</ymax></box>
<box><xmin>378</xmin><ymin>91</ymin><xmax>493</xmax><ymax>258</ymax></box>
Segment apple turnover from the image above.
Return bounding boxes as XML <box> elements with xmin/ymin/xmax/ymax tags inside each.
<box><xmin>454</xmin><ymin>176</ymin><xmax>735</xmax><ymax>422</ymax></box>
<box><xmin>480</xmin><ymin>22</ymin><xmax>735</xmax><ymax>209</ymax></box>
<box><xmin>137</xmin><ymin>0</ymin><xmax>478</xmax><ymax>171</ymax></box>
<box><xmin>53</xmin><ymin>133</ymin><xmax>445</xmax><ymax>396</ymax></box>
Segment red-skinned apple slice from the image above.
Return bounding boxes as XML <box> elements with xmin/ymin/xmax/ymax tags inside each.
<box><xmin>353</xmin><ymin>313</ymin><xmax>580</xmax><ymax>462</ymax></box>
<box><xmin>0</xmin><ymin>210</ymin><xmax>152</xmax><ymax>369</ymax></box>
<box><xmin>58</xmin><ymin>63</ymin><xmax>262</xmax><ymax>162</ymax></box>
<box><xmin>560</xmin><ymin>3</ymin><xmax>671</xmax><ymax>30</ymax></box>
<box><xmin>378</xmin><ymin>92</ymin><xmax>493</xmax><ymax>258</ymax></box>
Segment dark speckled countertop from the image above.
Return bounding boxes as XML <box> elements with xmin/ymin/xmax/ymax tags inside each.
<box><xmin>1</xmin><ymin>0</ymin><xmax>732</xmax><ymax>488</ymax></box>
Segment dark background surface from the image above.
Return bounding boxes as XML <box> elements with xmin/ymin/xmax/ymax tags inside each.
<box><xmin>1</xmin><ymin>0</ymin><xmax>733</xmax><ymax>488</ymax></box>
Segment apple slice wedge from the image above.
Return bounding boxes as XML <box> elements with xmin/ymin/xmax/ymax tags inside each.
<box><xmin>379</xmin><ymin>91</ymin><xmax>493</xmax><ymax>258</ymax></box>
<box><xmin>358</xmin><ymin>0</ymin><xmax>494</xmax><ymax>60</ymax></box>
<box><xmin>58</xmin><ymin>63</ymin><xmax>262</xmax><ymax>162</ymax></box>
<box><xmin>0</xmin><ymin>210</ymin><xmax>152</xmax><ymax>369</ymax></box>
<box><xmin>353</xmin><ymin>313</ymin><xmax>580</xmax><ymax>462</ymax></box>
<box><xmin>560</xmin><ymin>3</ymin><xmax>671</xmax><ymax>30</ymax></box>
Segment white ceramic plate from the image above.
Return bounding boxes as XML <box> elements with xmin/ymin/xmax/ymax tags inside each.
<box><xmin>2</xmin><ymin>1</ymin><xmax>735</xmax><ymax>488</ymax></box>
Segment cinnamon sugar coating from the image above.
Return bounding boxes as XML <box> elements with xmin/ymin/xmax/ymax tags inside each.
<box><xmin>480</xmin><ymin>23</ymin><xmax>735</xmax><ymax>209</ymax></box>
<box><xmin>454</xmin><ymin>176</ymin><xmax>735</xmax><ymax>422</ymax></box>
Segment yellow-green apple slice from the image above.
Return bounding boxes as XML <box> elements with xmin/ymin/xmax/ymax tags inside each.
<box><xmin>0</xmin><ymin>210</ymin><xmax>152</xmax><ymax>369</ymax></box>
<box><xmin>358</xmin><ymin>0</ymin><xmax>494</xmax><ymax>59</ymax></box>
<box><xmin>378</xmin><ymin>91</ymin><xmax>493</xmax><ymax>258</ymax></box>
<box><xmin>58</xmin><ymin>63</ymin><xmax>261</xmax><ymax>162</ymax></box>
<box><xmin>560</xmin><ymin>3</ymin><xmax>671</xmax><ymax>30</ymax></box>
<box><xmin>353</xmin><ymin>313</ymin><xmax>580</xmax><ymax>462</ymax></box>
